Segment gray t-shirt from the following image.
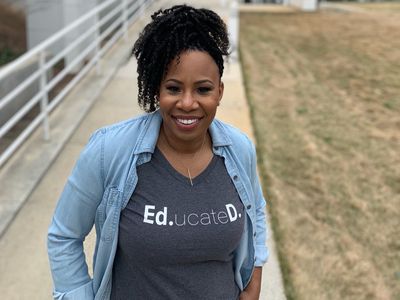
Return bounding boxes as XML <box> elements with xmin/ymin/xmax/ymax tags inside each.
<box><xmin>111</xmin><ymin>147</ymin><xmax>245</xmax><ymax>300</ymax></box>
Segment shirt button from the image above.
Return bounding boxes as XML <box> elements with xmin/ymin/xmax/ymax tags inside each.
<box><xmin>233</xmin><ymin>175</ymin><xmax>238</xmax><ymax>180</ymax></box>
<box><xmin>254</xmin><ymin>232</ymin><xmax>257</xmax><ymax>237</ymax></box>
<box><xmin>247</xmin><ymin>204</ymin><xmax>252</xmax><ymax>210</ymax></box>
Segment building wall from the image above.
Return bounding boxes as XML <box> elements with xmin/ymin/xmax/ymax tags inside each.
<box><xmin>26</xmin><ymin>0</ymin><xmax>98</xmax><ymax>72</ymax></box>
<box><xmin>241</xmin><ymin>0</ymin><xmax>317</xmax><ymax>10</ymax></box>
<box><xmin>289</xmin><ymin>0</ymin><xmax>318</xmax><ymax>10</ymax></box>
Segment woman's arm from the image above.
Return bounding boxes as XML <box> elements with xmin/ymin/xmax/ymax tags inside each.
<box><xmin>47</xmin><ymin>130</ymin><xmax>105</xmax><ymax>299</ymax></box>
<box><xmin>240</xmin><ymin>136</ymin><xmax>269</xmax><ymax>299</ymax></box>
<box><xmin>239</xmin><ymin>267</ymin><xmax>262</xmax><ymax>300</ymax></box>
<box><xmin>246</xmin><ymin>136</ymin><xmax>269</xmax><ymax>266</ymax></box>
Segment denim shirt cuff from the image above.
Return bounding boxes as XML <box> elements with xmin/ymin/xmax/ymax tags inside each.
<box><xmin>52</xmin><ymin>279</ymin><xmax>94</xmax><ymax>300</ymax></box>
<box><xmin>254</xmin><ymin>244</ymin><xmax>269</xmax><ymax>266</ymax></box>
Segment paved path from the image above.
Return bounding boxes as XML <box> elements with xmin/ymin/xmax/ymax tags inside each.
<box><xmin>0</xmin><ymin>0</ymin><xmax>286</xmax><ymax>299</ymax></box>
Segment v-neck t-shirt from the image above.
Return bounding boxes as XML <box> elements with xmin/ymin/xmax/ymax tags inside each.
<box><xmin>111</xmin><ymin>147</ymin><xmax>245</xmax><ymax>299</ymax></box>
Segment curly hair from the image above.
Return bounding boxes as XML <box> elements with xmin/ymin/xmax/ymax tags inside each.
<box><xmin>132</xmin><ymin>5</ymin><xmax>230</xmax><ymax>112</ymax></box>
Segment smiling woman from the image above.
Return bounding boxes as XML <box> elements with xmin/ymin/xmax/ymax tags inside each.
<box><xmin>47</xmin><ymin>4</ymin><xmax>268</xmax><ymax>300</ymax></box>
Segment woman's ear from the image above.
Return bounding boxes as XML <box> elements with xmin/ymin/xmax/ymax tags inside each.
<box><xmin>218</xmin><ymin>81</ymin><xmax>224</xmax><ymax>106</ymax></box>
<box><xmin>155</xmin><ymin>89</ymin><xmax>160</xmax><ymax>102</ymax></box>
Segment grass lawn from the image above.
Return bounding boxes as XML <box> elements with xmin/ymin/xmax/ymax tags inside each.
<box><xmin>239</xmin><ymin>8</ymin><xmax>400</xmax><ymax>300</ymax></box>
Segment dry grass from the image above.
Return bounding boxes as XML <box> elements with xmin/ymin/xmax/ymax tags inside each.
<box><xmin>240</xmin><ymin>8</ymin><xmax>400</xmax><ymax>300</ymax></box>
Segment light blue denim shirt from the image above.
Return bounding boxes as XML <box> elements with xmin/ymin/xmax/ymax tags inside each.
<box><xmin>47</xmin><ymin>110</ymin><xmax>269</xmax><ymax>300</ymax></box>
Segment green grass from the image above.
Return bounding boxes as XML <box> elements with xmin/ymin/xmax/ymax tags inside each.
<box><xmin>0</xmin><ymin>48</ymin><xmax>22</xmax><ymax>66</ymax></box>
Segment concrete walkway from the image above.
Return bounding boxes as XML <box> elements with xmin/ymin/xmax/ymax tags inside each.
<box><xmin>0</xmin><ymin>0</ymin><xmax>286</xmax><ymax>299</ymax></box>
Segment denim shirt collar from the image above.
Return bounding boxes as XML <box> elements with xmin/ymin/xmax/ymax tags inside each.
<box><xmin>133</xmin><ymin>110</ymin><xmax>233</xmax><ymax>155</ymax></box>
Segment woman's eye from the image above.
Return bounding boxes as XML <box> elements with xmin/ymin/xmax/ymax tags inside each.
<box><xmin>198</xmin><ymin>87</ymin><xmax>212</xmax><ymax>94</ymax></box>
<box><xmin>166</xmin><ymin>86</ymin><xmax>180</xmax><ymax>93</ymax></box>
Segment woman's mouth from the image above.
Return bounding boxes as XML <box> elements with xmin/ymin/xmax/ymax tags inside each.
<box><xmin>172</xmin><ymin>116</ymin><xmax>202</xmax><ymax>130</ymax></box>
<box><xmin>176</xmin><ymin>118</ymin><xmax>198</xmax><ymax>125</ymax></box>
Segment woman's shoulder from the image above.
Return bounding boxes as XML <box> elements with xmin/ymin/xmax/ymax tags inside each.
<box><xmin>212</xmin><ymin>118</ymin><xmax>254</xmax><ymax>150</ymax></box>
<box><xmin>211</xmin><ymin>118</ymin><xmax>257</xmax><ymax>170</ymax></box>
<box><xmin>96</xmin><ymin>113</ymin><xmax>150</xmax><ymax>136</ymax></box>
<box><xmin>82</xmin><ymin>113</ymin><xmax>158</xmax><ymax>163</ymax></box>
<box><xmin>88</xmin><ymin>112</ymin><xmax>158</xmax><ymax>144</ymax></box>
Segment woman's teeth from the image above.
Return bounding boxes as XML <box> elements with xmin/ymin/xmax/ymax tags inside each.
<box><xmin>177</xmin><ymin>118</ymin><xmax>198</xmax><ymax>125</ymax></box>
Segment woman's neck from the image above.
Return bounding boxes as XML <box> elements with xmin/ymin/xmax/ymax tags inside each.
<box><xmin>159</xmin><ymin>125</ymin><xmax>210</xmax><ymax>155</ymax></box>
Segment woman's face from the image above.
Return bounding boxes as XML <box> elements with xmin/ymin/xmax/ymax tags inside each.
<box><xmin>158</xmin><ymin>50</ymin><xmax>224</xmax><ymax>144</ymax></box>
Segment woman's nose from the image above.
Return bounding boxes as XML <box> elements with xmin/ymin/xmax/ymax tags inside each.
<box><xmin>178</xmin><ymin>91</ymin><xmax>198</xmax><ymax>110</ymax></box>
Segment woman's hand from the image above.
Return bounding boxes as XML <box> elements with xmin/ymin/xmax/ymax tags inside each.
<box><xmin>239</xmin><ymin>267</ymin><xmax>262</xmax><ymax>300</ymax></box>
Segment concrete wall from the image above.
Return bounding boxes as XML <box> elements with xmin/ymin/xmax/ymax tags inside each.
<box><xmin>62</xmin><ymin>0</ymin><xmax>98</xmax><ymax>72</ymax></box>
<box><xmin>240</xmin><ymin>0</ymin><xmax>317</xmax><ymax>9</ymax></box>
<box><xmin>289</xmin><ymin>0</ymin><xmax>317</xmax><ymax>11</ymax></box>
<box><xmin>27</xmin><ymin>0</ymin><xmax>64</xmax><ymax>53</ymax></box>
<box><xmin>26</xmin><ymin>0</ymin><xmax>98</xmax><ymax>73</ymax></box>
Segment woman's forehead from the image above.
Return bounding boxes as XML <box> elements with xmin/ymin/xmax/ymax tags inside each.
<box><xmin>164</xmin><ymin>50</ymin><xmax>219</xmax><ymax>79</ymax></box>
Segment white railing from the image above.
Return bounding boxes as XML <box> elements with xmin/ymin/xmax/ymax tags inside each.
<box><xmin>0</xmin><ymin>0</ymin><xmax>154</xmax><ymax>168</ymax></box>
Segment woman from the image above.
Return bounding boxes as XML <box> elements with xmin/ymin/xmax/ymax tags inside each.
<box><xmin>48</xmin><ymin>5</ymin><xmax>268</xmax><ymax>300</ymax></box>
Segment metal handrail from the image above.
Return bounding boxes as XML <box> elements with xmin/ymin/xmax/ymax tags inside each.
<box><xmin>0</xmin><ymin>0</ymin><xmax>153</xmax><ymax>167</ymax></box>
<box><xmin>0</xmin><ymin>0</ymin><xmax>114</xmax><ymax>81</ymax></box>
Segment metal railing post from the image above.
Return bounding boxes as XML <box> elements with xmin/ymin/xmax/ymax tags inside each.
<box><xmin>140</xmin><ymin>0</ymin><xmax>146</xmax><ymax>17</ymax></box>
<box><xmin>95</xmin><ymin>12</ymin><xmax>101</xmax><ymax>75</ymax></box>
<box><xmin>229</xmin><ymin>0</ymin><xmax>239</xmax><ymax>62</ymax></box>
<box><xmin>123</xmin><ymin>0</ymin><xmax>129</xmax><ymax>41</ymax></box>
<box><xmin>39</xmin><ymin>51</ymin><xmax>50</xmax><ymax>140</ymax></box>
